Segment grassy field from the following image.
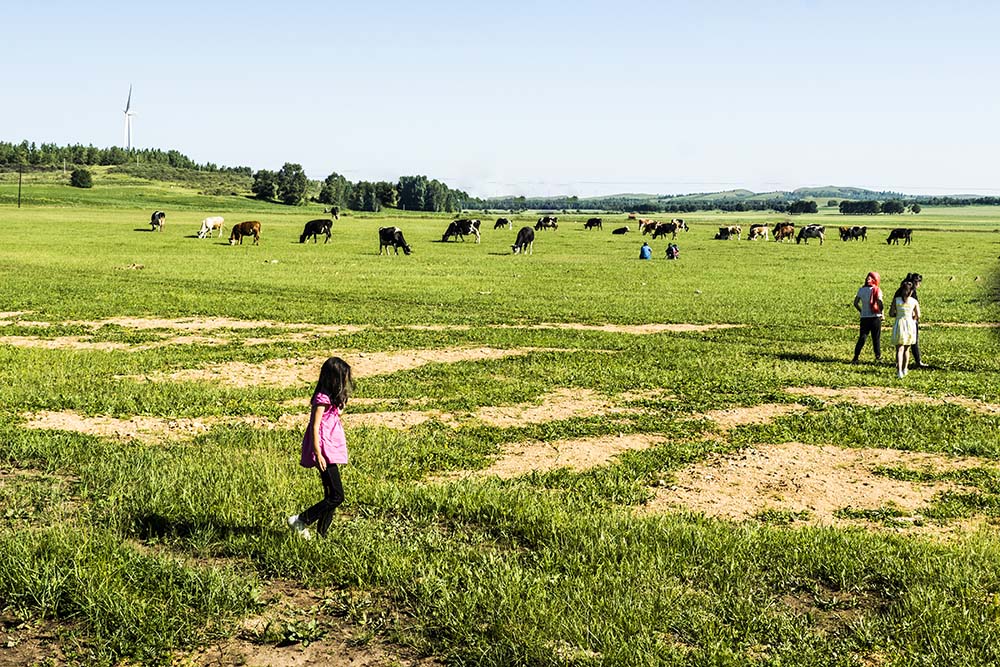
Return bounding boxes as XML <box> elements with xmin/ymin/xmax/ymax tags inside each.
<box><xmin>1</xmin><ymin>171</ymin><xmax>999</xmax><ymax>665</ymax></box>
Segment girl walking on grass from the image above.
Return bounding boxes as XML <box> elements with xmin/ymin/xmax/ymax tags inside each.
<box><xmin>851</xmin><ymin>271</ymin><xmax>883</xmax><ymax>364</ymax></box>
<box><xmin>288</xmin><ymin>357</ymin><xmax>353</xmax><ymax>539</ymax></box>
<box><xmin>890</xmin><ymin>281</ymin><xmax>920</xmax><ymax>379</ymax></box>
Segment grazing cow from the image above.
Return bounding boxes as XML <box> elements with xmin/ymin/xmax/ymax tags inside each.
<box><xmin>150</xmin><ymin>210</ymin><xmax>166</xmax><ymax>232</ymax></box>
<box><xmin>494</xmin><ymin>217</ymin><xmax>512</xmax><ymax>230</ymax></box>
<box><xmin>638</xmin><ymin>219</ymin><xmax>659</xmax><ymax>235</ymax></box>
<box><xmin>796</xmin><ymin>224</ymin><xmax>825</xmax><ymax>245</ymax></box>
<box><xmin>511</xmin><ymin>226</ymin><xmax>535</xmax><ymax>254</ymax></box>
<box><xmin>197</xmin><ymin>216</ymin><xmax>225</xmax><ymax>239</ymax></box>
<box><xmin>652</xmin><ymin>221</ymin><xmax>684</xmax><ymax>239</ymax></box>
<box><xmin>773</xmin><ymin>222</ymin><xmax>795</xmax><ymax>242</ymax></box>
<box><xmin>627</xmin><ymin>213</ymin><xmax>638</xmax><ymax>220</ymax></box>
<box><xmin>886</xmin><ymin>228</ymin><xmax>913</xmax><ymax>245</ymax></box>
<box><xmin>747</xmin><ymin>224</ymin><xmax>769</xmax><ymax>241</ymax></box>
<box><xmin>229</xmin><ymin>221</ymin><xmax>261</xmax><ymax>245</ymax></box>
<box><xmin>535</xmin><ymin>215</ymin><xmax>558</xmax><ymax>230</ymax></box>
<box><xmin>442</xmin><ymin>219</ymin><xmax>481</xmax><ymax>243</ymax></box>
<box><xmin>714</xmin><ymin>225</ymin><xmax>742</xmax><ymax>240</ymax></box>
<box><xmin>379</xmin><ymin>226</ymin><xmax>412</xmax><ymax>255</ymax></box>
<box><xmin>611</xmin><ymin>226</ymin><xmax>631</xmax><ymax>235</ymax></box>
<box><xmin>839</xmin><ymin>225</ymin><xmax>867</xmax><ymax>241</ymax></box>
<box><xmin>671</xmin><ymin>218</ymin><xmax>688</xmax><ymax>232</ymax></box>
<box><xmin>585</xmin><ymin>217</ymin><xmax>603</xmax><ymax>230</ymax></box>
<box><xmin>299</xmin><ymin>219</ymin><xmax>332</xmax><ymax>244</ymax></box>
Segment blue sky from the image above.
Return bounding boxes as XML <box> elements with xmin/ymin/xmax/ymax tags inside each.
<box><xmin>5</xmin><ymin>1</ymin><xmax>998</xmax><ymax>197</ymax></box>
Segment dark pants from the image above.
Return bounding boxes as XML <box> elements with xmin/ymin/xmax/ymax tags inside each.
<box><xmin>300</xmin><ymin>464</ymin><xmax>344</xmax><ymax>537</ymax></box>
<box><xmin>853</xmin><ymin>317</ymin><xmax>881</xmax><ymax>361</ymax></box>
<box><xmin>911</xmin><ymin>323</ymin><xmax>922</xmax><ymax>365</ymax></box>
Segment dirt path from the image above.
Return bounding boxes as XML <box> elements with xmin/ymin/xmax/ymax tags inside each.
<box><xmin>786</xmin><ymin>386</ymin><xmax>1000</xmax><ymax>414</ymax></box>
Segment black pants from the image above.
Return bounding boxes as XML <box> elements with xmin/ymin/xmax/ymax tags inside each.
<box><xmin>853</xmin><ymin>317</ymin><xmax>881</xmax><ymax>361</ymax></box>
<box><xmin>300</xmin><ymin>464</ymin><xmax>344</xmax><ymax>537</ymax></box>
<box><xmin>911</xmin><ymin>323</ymin><xmax>922</xmax><ymax>365</ymax></box>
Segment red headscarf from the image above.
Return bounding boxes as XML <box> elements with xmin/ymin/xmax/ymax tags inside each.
<box><xmin>865</xmin><ymin>271</ymin><xmax>882</xmax><ymax>313</ymax></box>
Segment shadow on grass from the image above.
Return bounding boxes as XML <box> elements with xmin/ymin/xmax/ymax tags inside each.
<box><xmin>135</xmin><ymin>513</ymin><xmax>266</xmax><ymax>541</ymax></box>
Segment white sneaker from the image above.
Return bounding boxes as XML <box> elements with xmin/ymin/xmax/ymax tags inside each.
<box><xmin>897</xmin><ymin>370</ymin><xmax>905</xmax><ymax>379</ymax></box>
<box><xmin>287</xmin><ymin>514</ymin><xmax>312</xmax><ymax>540</ymax></box>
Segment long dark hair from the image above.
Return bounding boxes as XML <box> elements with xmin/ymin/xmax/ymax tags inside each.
<box><xmin>314</xmin><ymin>357</ymin><xmax>353</xmax><ymax>409</ymax></box>
<box><xmin>894</xmin><ymin>280</ymin><xmax>915</xmax><ymax>303</ymax></box>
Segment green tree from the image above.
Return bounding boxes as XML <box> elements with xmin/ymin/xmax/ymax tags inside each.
<box><xmin>276</xmin><ymin>162</ymin><xmax>308</xmax><ymax>205</ymax></box>
<box><xmin>252</xmin><ymin>169</ymin><xmax>278</xmax><ymax>201</ymax></box>
<box><xmin>909</xmin><ymin>203</ymin><xmax>922</xmax><ymax>214</ymax></box>
<box><xmin>318</xmin><ymin>172</ymin><xmax>352</xmax><ymax>208</ymax></box>
<box><xmin>375</xmin><ymin>181</ymin><xmax>398</xmax><ymax>208</ymax></box>
<box><xmin>70</xmin><ymin>168</ymin><xmax>93</xmax><ymax>188</ymax></box>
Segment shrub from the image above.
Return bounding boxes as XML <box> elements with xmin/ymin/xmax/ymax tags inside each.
<box><xmin>70</xmin><ymin>168</ymin><xmax>93</xmax><ymax>188</ymax></box>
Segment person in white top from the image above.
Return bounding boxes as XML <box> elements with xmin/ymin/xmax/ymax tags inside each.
<box><xmin>889</xmin><ymin>280</ymin><xmax>921</xmax><ymax>379</ymax></box>
<box><xmin>852</xmin><ymin>271</ymin><xmax>884</xmax><ymax>364</ymax></box>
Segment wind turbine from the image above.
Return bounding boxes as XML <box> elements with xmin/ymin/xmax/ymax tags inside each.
<box><xmin>123</xmin><ymin>85</ymin><xmax>136</xmax><ymax>150</ymax></box>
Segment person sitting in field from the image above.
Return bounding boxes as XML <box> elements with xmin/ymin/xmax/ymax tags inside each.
<box><xmin>666</xmin><ymin>243</ymin><xmax>679</xmax><ymax>260</ymax></box>
<box><xmin>639</xmin><ymin>242</ymin><xmax>652</xmax><ymax>260</ymax></box>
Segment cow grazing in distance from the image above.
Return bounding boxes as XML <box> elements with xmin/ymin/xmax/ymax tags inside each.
<box><xmin>494</xmin><ymin>217</ymin><xmax>512</xmax><ymax>230</ymax></box>
<box><xmin>639</xmin><ymin>219</ymin><xmax>659</xmax><ymax>235</ymax></box>
<box><xmin>747</xmin><ymin>224</ymin><xmax>769</xmax><ymax>241</ymax></box>
<box><xmin>652</xmin><ymin>221</ymin><xmax>684</xmax><ymax>239</ymax></box>
<box><xmin>512</xmin><ymin>226</ymin><xmax>535</xmax><ymax>254</ymax></box>
<box><xmin>611</xmin><ymin>226</ymin><xmax>631</xmax><ymax>235</ymax></box>
<box><xmin>150</xmin><ymin>211</ymin><xmax>166</xmax><ymax>232</ymax></box>
<box><xmin>839</xmin><ymin>225</ymin><xmax>867</xmax><ymax>241</ymax></box>
<box><xmin>886</xmin><ymin>228</ymin><xmax>913</xmax><ymax>245</ymax></box>
<box><xmin>300</xmin><ymin>219</ymin><xmax>332</xmax><ymax>244</ymax></box>
<box><xmin>197</xmin><ymin>216</ymin><xmax>225</xmax><ymax>238</ymax></box>
<box><xmin>796</xmin><ymin>224</ymin><xmax>825</xmax><ymax>245</ymax></box>
<box><xmin>585</xmin><ymin>217</ymin><xmax>603</xmax><ymax>230</ymax></box>
<box><xmin>379</xmin><ymin>226</ymin><xmax>412</xmax><ymax>255</ymax></box>
<box><xmin>535</xmin><ymin>215</ymin><xmax>558</xmax><ymax>230</ymax></box>
<box><xmin>773</xmin><ymin>222</ymin><xmax>795</xmax><ymax>242</ymax></box>
<box><xmin>714</xmin><ymin>225</ymin><xmax>742</xmax><ymax>240</ymax></box>
<box><xmin>443</xmin><ymin>219</ymin><xmax>481</xmax><ymax>243</ymax></box>
<box><xmin>671</xmin><ymin>218</ymin><xmax>687</xmax><ymax>232</ymax></box>
<box><xmin>229</xmin><ymin>221</ymin><xmax>261</xmax><ymax>245</ymax></box>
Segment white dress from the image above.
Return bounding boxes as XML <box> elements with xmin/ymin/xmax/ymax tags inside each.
<box><xmin>891</xmin><ymin>297</ymin><xmax>919</xmax><ymax>346</ymax></box>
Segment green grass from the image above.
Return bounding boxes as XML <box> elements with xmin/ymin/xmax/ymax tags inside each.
<box><xmin>1</xmin><ymin>176</ymin><xmax>999</xmax><ymax>665</ymax></box>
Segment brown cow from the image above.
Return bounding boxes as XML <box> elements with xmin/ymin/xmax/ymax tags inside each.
<box><xmin>229</xmin><ymin>221</ymin><xmax>261</xmax><ymax>245</ymax></box>
<box><xmin>639</xmin><ymin>219</ymin><xmax>659</xmax><ymax>235</ymax></box>
<box><xmin>773</xmin><ymin>222</ymin><xmax>795</xmax><ymax>242</ymax></box>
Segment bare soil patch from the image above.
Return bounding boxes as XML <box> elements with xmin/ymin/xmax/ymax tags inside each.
<box><xmin>157</xmin><ymin>347</ymin><xmax>543</xmax><ymax>388</ymax></box>
<box><xmin>181</xmin><ymin>580</ymin><xmax>440</xmax><ymax>667</ymax></box>
<box><xmin>65</xmin><ymin>316</ymin><xmax>364</xmax><ymax>335</ymax></box>
<box><xmin>533</xmin><ymin>322</ymin><xmax>741</xmax><ymax>334</ymax></box>
<box><xmin>786</xmin><ymin>386</ymin><xmax>1000</xmax><ymax>415</ymax></box>
<box><xmin>443</xmin><ymin>433</ymin><xmax>666</xmax><ymax>480</ymax></box>
<box><xmin>473</xmin><ymin>388</ymin><xmax>643</xmax><ymax>427</ymax></box>
<box><xmin>0</xmin><ymin>614</ymin><xmax>70</xmax><ymax>667</ymax></box>
<box><xmin>0</xmin><ymin>336</ymin><xmax>133</xmax><ymax>351</ymax></box>
<box><xmin>693</xmin><ymin>403</ymin><xmax>809</xmax><ymax>433</ymax></box>
<box><xmin>642</xmin><ymin>441</ymin><xmax>982</xmax><ymax>528</ymax></box>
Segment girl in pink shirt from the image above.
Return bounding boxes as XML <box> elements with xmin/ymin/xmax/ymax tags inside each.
<box><xmin>288</xmin><ymin>357</ymin><xmax>353</xmax><ymax>539</ymax></box>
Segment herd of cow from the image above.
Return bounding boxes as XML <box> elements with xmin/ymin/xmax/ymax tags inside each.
<box><xmin>147</xmin><ymin>210</ymin><xmax>915</xmax><ymax>254</ymax></box>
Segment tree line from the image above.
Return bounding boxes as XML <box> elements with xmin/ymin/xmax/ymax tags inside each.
<box><xmin>0</xmin><ymin>140</ymin><xmax>250</xmax><ymax>175</ymax></box>
<box><xmin>839</xmin><ymin>200</ymin><xmax>920</xmax><ymax>215</ymax></box>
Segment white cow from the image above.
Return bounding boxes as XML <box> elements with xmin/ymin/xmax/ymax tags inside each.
<box><xmin>197</xmin><ymin>216</ymin><xmax>225</xmax><ymax>238</ymax></box>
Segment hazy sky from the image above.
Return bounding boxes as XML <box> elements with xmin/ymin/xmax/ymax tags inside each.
<box><xmin>6</xmin><ymin>1</ymin><xmax>999</xmax><ymax>197</ymax></box>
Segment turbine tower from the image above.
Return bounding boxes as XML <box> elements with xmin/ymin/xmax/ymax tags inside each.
<box><xmin>123</xmin><ymin>85</ymin><xmax>136</xmax><ymax>150</ymax></box>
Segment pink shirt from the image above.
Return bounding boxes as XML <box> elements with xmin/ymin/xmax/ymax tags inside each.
<box><xmin>300</xmin><ymin>392</ymin><xmax>348</xmax><ymax>467</ymax></box>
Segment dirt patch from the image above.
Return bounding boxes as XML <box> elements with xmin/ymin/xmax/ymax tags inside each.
<box><xmin>786</xmin><ymin>386</ymin><xmax>1000</xmax><ymax>415</ymax></box>
<box><xmin>0</xmin><ymin>614</ymin><xmax>70</xmax><ymax>667</ymax></box>
<box><xmin>0</xmin><ymin>336</ymin><xmax>133</xmax><ymax>351</ymax></box>
<box><xmin>181</xmin><ymin>580</ymin><xmax>440</xmax><ymax>667</ymax></box>
<box><xmin>473</xmin><ymin>388</ymin><xmax>642</xmax><ymax>427</ymax></box>
<box><xmin>442</xmin><ymin>433</ymin><xmax>666</xmax><ymax>480</ymax></box>
<box><xmin>156</xmin><ymin>347</ymin><xmax>543</xmax><ymax>388</ymax></box>
<box><xmin>642</xmin><ymin>441</ymin><xmax>982</xmax><ymax>528</ymax></box>
<box><xmin>533</xmin><ymin>322</ymin><xmax>741</xmax><ymax>334</ymax></box>
<box><xmin>692</xmin><ymin>403</ymin><xmax>809</xmax><ymax>433</ymax></box>
<box><xmin>22</xmin><ymin>411</ymin><xmax>218</xmax><ymax>443</ymax></box>
<box><xmin>64</xmin><ymin>317</ymin><xmax>364</xmax><ymax>334</ymax></box>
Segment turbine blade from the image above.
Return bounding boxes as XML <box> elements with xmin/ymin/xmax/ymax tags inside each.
<box><xmin>125</xmin><ymin>85</ymin><xmax>132</xmax><ymax>112</ymax></box>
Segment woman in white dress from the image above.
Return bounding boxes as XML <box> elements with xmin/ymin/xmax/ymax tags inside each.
<box><xmin>890</xmin><ymin>280</ymin><xmax>920</xmax><ymax>378</ymax></box>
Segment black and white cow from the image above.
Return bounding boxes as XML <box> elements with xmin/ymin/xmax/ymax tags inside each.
<box><xmin>512</xmin><ymin>226</ymin><xmax>535</xmax><ymax>254</ymax></box>
<box><xmin>796</xmin><ymin>224</ymin><xmax>825</xmax><ymax>245</ymax></box>
<box><xmin>379</xmin><ymin>226</ymin><xmax>412</xmax><ymax>255</ymax></box>
<box><xmin>150</xmin><ymin>210</ymin><xmax>166</xmax><ymax>231</ymax></box>
<box><xmin>585</xmin><ymin>217</ymin><xmax>603</xmax><ymax>230</ymax></box>
<box><xmin>611</xmin><ymin>226</ymin><xmax>631</xmax><ymax>235</ymax></box>
<box><xmin>442</xmin><ymin>219</ymin><xmax>481</xmax><ymax>243</ymax></box>
<box><xmin>494</xmin><ymin>217</ymin><xmax>512</xmax><ymax>230</ymax></box>
<box><xmin>299</xmin><ymin>219</ymin><xmax>332</xmax><ymax>244</ymax></box>
<box><xmin>535</xmin><ymin>215</ymin><xmax>558</xmax><ymax>230</ymax></box>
